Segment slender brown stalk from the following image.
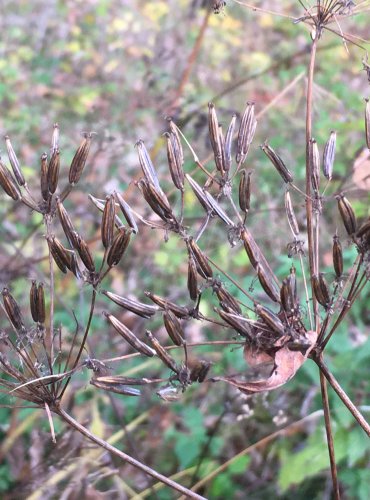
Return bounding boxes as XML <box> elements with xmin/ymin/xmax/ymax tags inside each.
<box><xmin>56</xmin><ymin>407</ymin><xmax>206</xmax><ymax>500</ymax></box>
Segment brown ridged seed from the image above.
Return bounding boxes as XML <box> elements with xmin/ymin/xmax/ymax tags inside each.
<box><xmin>208</xmin><ymin>102</ymin><xmax>224</xmax><ymax>175</ymax></box>
<box><xmin>261</xmin><ymin>142</ymin><xmax>293</xmax><ymax>183</ymax></box>
<box><xmin>51</xmin><ymin>123</ymin><xmax>59</xmax><ymax>152</ymax></box>
<box><xmin>224</xmin><ymin>114</ymin><xmax>236</xmax><ymax>173</ymax></box>
<box><xmin>187</xmin><ymin>254</ymin><xmax>198</xmax><ymax>301</ymax></box>
<box><xmin>145</xmin><ymin>292</ymin><xmax>189</xmax><ymax>318</ymax></box>
<box><xmin>101</xmin><ymin>195</ymin><xmax>116</xmax><ymax>249</ymax></box>
<box><xmin>163</xmin><ymin>310</ymin><xmax>184</xmax><ymax>346</ymax></box>
<box><xmin>203</xmin><ymin>189</ymin><xmax>234</xmax><ymax>226</ymax></box>
<box><xmin>101</xmin><ymin>290</ymin><xmax>158</xmax><ymax>318</ymax></box>
<box><xmin>105</xmin><ymin>312</ymin><xmax>155</xmax><ymax>357</ymax></box>
<box><xmin>187</xmin><ymin>237</ymin><xmax>213</xmax><ymax>279</ymax></box>
<box><xmin>312</xmin><ymin>274</ymin><xmax>330</xmax><ymax>309</ymax></box>
<box><xmin>284</xmin><ymin>190</ymin><xmax>299</xmax><ymax>237</ymax></box>
<box><xmin>336</xmin><ymin>194</ymin><xmax>357</xmax><ymax>235</ymax></box>
<box><xmin>309</xmin><ymin>138</ymin><xmax>320</xmax><ymax>193</ymax></box>
<box><xmin>216</xmin><ymin>308</ymin><xmax>252</xmax><ymax>339</ymax></box>
<box><xmin>68</xmin><ymin>132</ymin><xmax>92</xmax><ymax>185</ymax></box>
<box><xmin>74</xmin><ymin>233</ymin><xmax>95</xmax><ymax>272</ymax></box>
<box><xmin>4</xmin><ymin>135</ymin><xmax>25</xmax><ymax>186</ymax></box>
<box><xmin>239</xmin><ymin>170</ymin><xmax>252</xmax><ymax>214</ymax></box>
<box><xmin>280</xmin><ymin>279</ymin><xmax>293</xmax><ymax>313</ymax></box>
<box><xmin>107</xmin><ymin>227</ymin><xmax>131</xmax><ymax>267</ymax></box>
<box><xmin>255</xmin><ymin>304</ymin><xmax>285</xmax><ymax>336</ymax></box>
<box><xmin>146</xmin><ymin>331</ymin><xmax>178</xmax><ymax>372</ymax></box>
<box><xmin>90</xmin><ymin>378</ymin><xmax>141</xmax><ymax>396</ymax></box>
<box><xmin>137</xmin><ymin>178</ymin><xmax>174</xmax><ymax>222</ymax></box>
<box><xmin>88</xmin><ymin>194</ymin><xmax>124</xmax><ymax>230</ymax></box>
<box><xmin>256</xmin><ymin>263</ymin><xmax>280</xmax><ymax>302</ymax></box>
<box><xmin>168</xmin><ymin>118</ymin><xmax>184</xmax><ymax>166</ymax></box>
<box><xmin>37</xmin><ymin>283</ymin><xmax>46</xmax><ymax>324</ymax></box>
<box><xmin>240</xmin><ymin>229</ymin><xmax>259</xmax><ymax>269</ymax></box>
<box><xmin>215</xmin><ymin>284</ymin><xmax>242</xmax><ymax>314</ymax></box>
<box><xmin>365</xmin><ymin>99</ymin><xmax>370</xmax><ymax>150</ymax></box>
<box><xmin>47</xmin><ymin>236</ymin><xmax>72</xmax><ymax>274</ymax></box>
<box><xmin>40</xmin><ymin>153</ymin><xmax>49</xmax><ymax>201</ymax></box>
<box><xmin>56</xmin><ymin>198</ymin><xmax>79</xmax><ymax>248</ymax></box>
<box><xmin>30</xmin><ymin>280</ymin><xmax>39</xmax><ymax>322</ymax></box>
<box><xmin>0</xmin><ymin>159</ymin><xmax>21</xmax><ymax>200</ymax></box>
<box><xmin>114</xmin><ymin>191</ymin><xmax>138</xmax><ymax>233</ymax></box>
<box><xmin>47</xmin><ymin>147</ymin><xmax>60</xmax><ymax>194</ymax></box>
<box><xmin>2</xmin><ymin>288</ymin><xmax>24</xmax><ymax>332</ymax></box>
<box><xmin>237</xmin><ymin>102</ymin><xmax>257</xmax><ymax>164</ymax></box>
<box><xmin>164</xmin><ymin>132</ymin><xmax>184</xmax><ymax>191</ymax></box>
<box><xmin>185</xmin><ymin>174</ymin><xmax>213</xmax><ymax>213</ymax></box>
<box><xmin>323</xmin><ymin>131</ymin><xmax>336</xmax><ymax>180</ymax></box>
<box><xmin>135</xmin><ymin>139</ymin><xmax>162</xmax><ymax>192</ymax></box>
<box><xmin>332</xmin><ymin>234</ymin><xmax>343</xmax><ymax>278</ymax></box>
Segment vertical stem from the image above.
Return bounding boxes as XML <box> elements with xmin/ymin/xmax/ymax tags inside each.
<box><xmin>319</xmin><ymin>370</ymin><xmax>340</xmax><ymax>500</ymax></box>
<box><xmin>45</xmin><ymin>216</ymin><xmax>55</xmax><ymax>371</ymax></box>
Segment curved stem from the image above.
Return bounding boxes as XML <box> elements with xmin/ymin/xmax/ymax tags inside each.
<box><xmin>56</xmin><ymin>407</ymin><xmax>206</xmax><ymax>500</ymax></box>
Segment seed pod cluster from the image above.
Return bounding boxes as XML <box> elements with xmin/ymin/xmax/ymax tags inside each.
<box><xmin>105</xmin><ymin>312</ymin><xmax>155</xmax><ymax>357</ymax></box>
<box><xmin>30</xmin><ymin>281</ymin><xmax>46</xmax><ymax>324</ymax></box>
<box><xmin>237</xmin><ymin>102</ymin><xmax>257</xmax><ymax>164</ymax></box>
<box><xmin>336</xmin><ymin>194</ymin><xmax>357</xmax><ymax>236</ymax></box>
<box><xmin>2</xmin><ymin>288</ymin><xmax>24</xmax><ymax>332</ymax></box>
<box><xmin>69</xmin><ymin>132</ymin><xmax>92</xmax><ymax>185</ymax></box>
<box><xmin>323</xmin><ymin>131</ymin><xmax>336</xmax><ymax>180</ymax></box>
<box><xmin>102</xmin><ymin>290</ymin><xmax>158</xmax><ymax>318</ymax></box>
<box><xmin>4</xmin><ymin>135</ymin><xmax>25</xmax><ymax>186</ymax></box>
<box><xmin>0</xmin><ymin>158</ymin><xmax>21</xmax><ymax>200</ymax></box>
<box><xmin>261</xmin><ymin>142</ymin><xmax>293</xmax><ymax>183</ymax></box>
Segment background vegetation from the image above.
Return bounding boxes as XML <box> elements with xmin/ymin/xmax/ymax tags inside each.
<box><xmin>0</xmin><ymin>1</ymin><xmax>369</xmax><ymax>498</ymax></box>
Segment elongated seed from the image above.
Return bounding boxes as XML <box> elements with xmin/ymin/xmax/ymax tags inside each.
<box><xmin>91</xmin><ymin>379</ymin><xmax>141</xmax><ymax>396</ymax></box>
<box><xmin>165</xmin><ymin>132</ymin><xmax>184</xmax><ymax>191</ymax></box>
<box><xmin>47</xmin><ymin>147</ymin><xmax>60</xmax><ymax>194</ymax></box>
<box><xmin>56</xmin><ymin>198</ymin><xmax>79</xmax><ymax>248</ymax></box>
<box><xmin>187</xmin><ymin>254</ymin><xmax>199</xmax><ymax>301</ymax></box>
<box><xmin>75</xmin><ymin>233</ymin><xmax>95</xmax><ymax>272</ymax></box>
<box><xmin>4</xmin><ymin>135</ymin><xmax>25</xmax><ymax>186</ymax></box>
<box><xmin>135</xmin><ymin>139</ymin><xmax>161</xmax><ymax>191</ymax></box>
<box><xmin>2</xmin><ymin>288</ymin><xmax>24</xmax><ymax>332</ymax></box>
<box><xmin>237</xmin><ymin>102</ymin><xmax>257</xmax><ymax>164</ymax></box>
<box><xmin>40</xmin><ymin>153</ymin><xmax>49</xmax><ymax>201</ymax></box>
<box><xmin>30</xmin><ymin>281</ymin><xmax>39</xmax><ymax>322</ymax></box>
<box><xmin>185</xmin><ymin>174</ymin><xmax>213</xmax><ymax>213</ymax></box>
<box><xmin>145</xmin><ymin>292</ymin><xmax>189</xmax><ymax>318</ymax></box>
<box><xmin>105</xmin><ymin>312</ymin><xmax>155</xmax><ymax>357</ymax></box>
<box><xmin>365</xmin><ymin>99</ymin><xmax>370</xmax><ymax>150</ymax></box>
<box><xmin>93</xmin><ymin>375</ymin><xmax>159</xmax><ymax>386</ymax></box>
<box><xmin>224</xmin><ymin>114</ymin><xmax>236</xmax><ymax>173</ymax></box>
<box><xmin>107</xmin><ymin>227</ymin><xmax>131</xmax><ymax>267</ymax></box>
<box><xmin>101</xmin><ymin>195</ymin><xmax>116</xmax><ymax>249</ymax></box>
<box><xmin>187</xmin><ymin>237</ymin><xmax>213</xmax><ymax>278</ymax></box>
<box><xmin>208</xmin><ymin>103</ymin><xmax>224</xmax><ymax>175</ymax></box>
<box><xmin>284</xmin><ymin>190</ymin><xmax>299</xmax><ymax>237</ymax></box>
<box><xmin>256</xmin><ymin>263</ymin><xmax>280</xmax><ymax>302</ymax></box>
<box><xmin>203</xmin><ymin>190</ymin><xmax>234</xmax><ymax>226</ymax></box>
<box><xmin>102</xmin><ymin>290</ymin><xmax>158</xmax><ymax>318</ymax></box>
<box><xmin>115</xmin><ymin>191</ymin><xmax>138</xmax><ymax>233</ymax></box>
<box><xmin>69</xmin><ymin>133</ymin><xmax>92</xmax><ymax>185</ymax></box>
<box><xmin>239</xmin><ymin>170</ymin><xmax>252</xmax><ymax>214</ymax></box>
<box><xmin>88</xmin><ymin>193</ymin><xmax>124</xmax><ymax>229</ymax></box>
<box><xmin>215</xmin><ymin>284</ymin><xmax>242</xmax><ymax>314</ymax></box>
<box><xmin>37</xmin><ymin>283</ymin><xmax>46</xmax><ymax>324</ymax></box>
<box><xmin>240</xmin><ymin>229</ymin><xmax>259</xmax><ymax>268</ymax></box>
<box><xmin>216</xmin><ymin>308</ymin><xmax>252</xmax><ymax>338</ymax></box>
<box><xmin>255</xmin><ymin>304</ymin><xmax>285</xmax><ymax>336</ymax></box>
<box><xmin>0</xmin><ymin>159</ymin><xmax>21</xmax><ymax>200</ymax></box>
<box><xmin>332</xmin><ymin>234</ymin><xmax>343</xmax><ymax>278</ymax></box>
<box><xmin>309</xmin><ymin>138</ymin><xmax>320</xmax><ymax>193</ymax></box>
<box><xmin>146</xmin><ymin>331</ymin><xmax>178</xmax><ymax>372</ymax></box>
<box><xmin>336</xmin><ymin>194</ymin><xmax>357</xmax><ymax>235</ymax></box>
<box><xmin>168</xmin><ymin>118</ymin><xmax>184</xmax><ymax>166</ymax></box>
<box><xmin>323</xmin><ymin>131</ymin><xmax>336</xmax><ymax>180</ymax></box>
<box><xmin>261</xmin><ymin>142</ymin><xmax>293</xmax><ymax>183</ymax></box>
<box><xmin>163</xmin><ymin>310</ymin><xmax>184</xmax><ymax>346</ymax></box>
<box><xmin>137</xmin><ymin>178</ymin><xmax>174</xmax><ymax>221</ymax></box>
<box><xmin>312</xmin><ymin>274</ymin><xmax>330</xmax><ymax>309</ymax></box>
<box><xmin>47</xmin><ymin>236</ymin><xmax>72</xmax><ymax>273</ymax></box>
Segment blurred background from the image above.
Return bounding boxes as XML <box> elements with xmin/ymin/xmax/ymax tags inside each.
<box><xmin>0</xmin><ymin>1</ymin><xmax>369</xmax><ymax>498</ymax></box>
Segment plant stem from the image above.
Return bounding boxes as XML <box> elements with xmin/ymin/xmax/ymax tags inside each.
<box><xmin>319</xmin><ymin>370</ymin><xmax>340</xmax><ymax>499</ymax></box>
<box><xmin>56</xmin><ymin>407</ymin><xmax>206</xmax><ymax>500</ymax></box>
<box><xmin>315</xmin><ymin>356</ymin><xmax>370</xmax><ymax>437</ymax></box>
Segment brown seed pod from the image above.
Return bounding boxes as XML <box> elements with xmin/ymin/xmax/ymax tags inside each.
<box><xmin>146</xmin><ymin>331</ymin><xmax>179</xmax><ymax>372</ymax></box>
<box><xmin>68</xmin><ymin>133</ymin><xmax>92</xmax><ymax>185</ymax></box>
<box><xmin>187</xmin><ymin>237</ymin><xmax>213</xmax><ymax>279</ymax></box>
<box><xmin>255</xmin><ymin>304</ymin><xmax>285</xmax><ymax>336</ymax></box>
<box><xmin>105</xmin><ymin>313</ymin><xmax>155</xmax><ymax>357</ymax></box>
<box><xmin>239</xmin><ymin>170</ymin><xmax>252</xmax><ymax>214</ymax></box>
<box><xmin>284</xmin><ymin>190</ymin><xmax>299</xmax><ymax>237</ymax></box>
<box><xmin>56</xmin><ymin>198</ymin><xmax>79</xmax><ymax>248</ymax></box>
<box><xmin>2</xmin><ymin>288</ymin><xmax>24</xmax><ymax>332</ymax></box>
<box><xmin>187</xmin><ymin>254</ymin><xmax>199</xmax><ymax>301</ymax></box>
<box><xmin>256</xmin><ymin>263</ymin><xmax>280</xmax><ymax>302</ymax></box>
<box><xmin>40</xmin><ymin>153</ymin><xmax>49</xmax><ymax>201</ymax></box>
<box><xmin>336</xmin><ymin>194</ymin><xmax>357</xmax><ymax>236</ymax></box>
<box><xmin>224</xmin><ymin>114</ymin><xmax>236</xmax><ymax>173</ymax></box>
<box><xmin>90</xmin><ymin>378</ymin><xmax>141</xmax><ymax>396</ymax></box>
<box><xmin>4</xmin><ymin>135</ymin><xmax>25</xmax><ymax>186</ymax></box>
<box><xmin>240</xmin><ymin>229</ymin><xmax>259</xmax><ymax>269</ymax></box>
<box><xmin>216</xmin><ymin>308</ymin><xmax>253</xmax><ymax>339</ymax></box>
<box><xmin>208</xmin><ymin>102</ymin><xmax>225</xmax><ymax>175</ymax></box>
<box><xmin>145</xmin><ymin>292</ymin><xmax>189</xmax><ymax>318</ymax></box>
<box><xmin>365</xmin><ymin>98</ymin><xmax>370</xmax><ymax>150</ymax></box>
<box><xmin>101</xmin><ymin>194</ymin><xmax>116</xmax><ymax>249</ymax></box>
<box><xmin>0</xmin><ymin>159</ymin><xmax>21</xmax><ymax>200</ymax></box>
<box><xmin>47</xmin><ymin>147</ymin><xmax>60</xmax><ymax>194</ymax></box>
<box><xmin>107</xmin><ymin>227</ymin><xmax>131</xmax><ymax>267</ymax></box>
<box><xmin>280</xmin><ymin>279</ymin><xmax>292</xmax><ymax>313</ymax></box>
<box><xmin>101</xmin><ymin>290</ymin><xmax>158</xmax><ymax>318</ymax></box>
<box><xmin>47</xmin><ymin>236</ymin><xmax>72</xmax><ymax>274</ymax></box>
<box><xmin>215</xmin><ymin>284</ymin><xmax>242</xmax><ymax>314</ymax></box>
<box><xmin>261</xmin><ymin>142</ymin><xmax>293</xmax><ymax>183</ymax></box>
<box><xmin>114</xmin><ymin>191</ymin><xmax>138</xmax><ymax>233</ymax></box>
<box><xmin>309</xmin><ymin>138</ymin><xmax>320</xmax><ymax>193</ymax></box>
<box><xmin>51</xmin><ymin>123</ymin><xmax>59</xmax><ymax>152</ymax></box>
<box><xmin>88</xmin><ymin>194</ymin><xmax>124</xmax><ymax>230</ymax></box>
<box><xmin>185</xmin><ymin>174</ymin><xmax>213</xmax><ymax>213</ymax></box>
<box><xmin>332</xmin><ymin>233</ymin><xmax>343</xmax><ymax>278</ymax></box>
<box><xmin>323</xmin><ymin>131</ymin><xmax>336</xmax><ymax>180</ymax></box>
<box><xmin>30</xmin><ymin>280</ymin><xmax>39</xmax><ymax>322</ymax></box>
<box><xmin>168</xmin><ymin>118</ymin><xmax>184</xmax><ymax>166</ymax></box>
<box><xmin>312</xmin><ymin>274</ymin><xmax>331</xmax><ymax>309</ymax></box>
<box><xmin>137</xmin><ymin>178</ymin><xmax>174</xmax><ymax>221</ymax></box>
<box><xmin>37</xmin><ymin>283</ymin><xmax>46</xmax><ymax>324</ymax></box>
<box><xmin>203</xmin><ymin>189</ymin><xmax>234</xmax><ymax>226</ymax></box>
<box><xmin>237</xmin><ymin>102</ymin><xmax>257</xmax><ymax>164</ymax></box>
<box><xmin>135</xmin><ymin>139</ymin><xmax>162</xmax><ymax>192</ymax></box>
<box><xmin>164</xmin><ymin>132</ymin><xmax>184</xmax><ymax>191</ymax></box>
<box><xmin>74</xmin><ymin>233</ymin><xmax>95</xmax><ymax>272</ymax></box>
<box><xmin>163</xmin><ymin>310</ymin><xmax>185</xmax><ymax>346</ymax></box>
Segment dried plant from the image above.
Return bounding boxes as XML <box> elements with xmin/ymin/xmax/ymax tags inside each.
<box><xmin>0</xmin><ymin>1</ymin><xmax>369</xmax><ymax>498</ymax></box>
